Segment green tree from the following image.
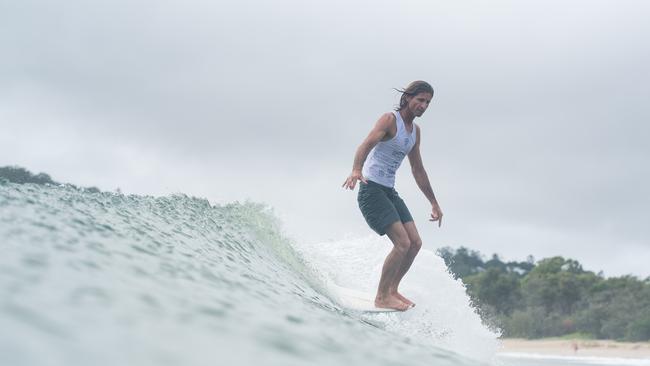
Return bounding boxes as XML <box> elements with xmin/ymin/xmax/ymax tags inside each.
<box><xmin>437</xmin><ymin>246</ymin><xmax>485</xmax><ymax>279</ymax></box>
<box><xmin>0</xmin><ymin>166</ymin><xmax>58</xmax><ymax>185</ymax></box>
<box><xmin>439</xmin><ymin>247</ymin><xmax>650</xmax><ymax>340</ymax></box>
<box><xmin>626</xmin><ymin>316</ymin><xmax>650</xmax><ymax>341</ymax></box>
<box><xmin>521</xmin><ymin>257</ymin><xmax>596</xmax><ymax>315</ymax></box>
<box><xmin>465</xmin><ymin>267</ymin><xmax>522</xmax><ymax>316</ymax></box>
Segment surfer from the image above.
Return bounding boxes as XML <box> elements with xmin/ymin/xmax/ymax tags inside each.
<box><xmin>342</xmin><ymin>81</ymin><xmax>443</xmax><ymax>311</ymax></box>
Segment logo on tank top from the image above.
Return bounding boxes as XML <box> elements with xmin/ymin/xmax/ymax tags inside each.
<box><xmin>403</xmin><ymin>137</ymin><xmax>409</xmax><ymax>147</ymax></box>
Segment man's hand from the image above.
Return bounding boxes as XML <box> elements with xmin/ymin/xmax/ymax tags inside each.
<box><xmin>430</xmin><ymin>203</ymin><xmax>443</xmax><ymax>227</ymax></box>
<box><xmin>342</xmin><ymin>170</ymin><xmax>367</xmax><ymax>190</ymax></box>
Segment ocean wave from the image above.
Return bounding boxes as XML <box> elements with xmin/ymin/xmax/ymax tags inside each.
<box><xmin>0</xmin><ymin>182</ymin><xmax>495</xmax><ymax>366</ymax></box>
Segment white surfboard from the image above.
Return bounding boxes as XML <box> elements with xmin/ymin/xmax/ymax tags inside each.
<box><xmin>327</xmin><ymin>282</ymin><xmax>401</xmax><ymax>313</ymax></box>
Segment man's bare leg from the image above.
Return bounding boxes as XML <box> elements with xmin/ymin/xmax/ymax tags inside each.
<box><xmin>375</xmin><ymin>221</ymin><xmax>411</xmax><ymax>311</ymax></box>
<box><xmin>391</xmin><ymin>221</ymin><xmax>422</xmax><ymax>307</ymax></box>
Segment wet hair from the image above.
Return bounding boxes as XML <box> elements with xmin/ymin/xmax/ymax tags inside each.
<box><xmin>394</xmin><ymin>80</ymin><xmax>434</xmax><ymax>111</ymax></box>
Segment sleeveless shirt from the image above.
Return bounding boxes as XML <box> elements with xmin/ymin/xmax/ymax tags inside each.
<box><xmin>362</xmin><ymin>110</ymin><xmax>417</xmax><ymax>188</ymax></box>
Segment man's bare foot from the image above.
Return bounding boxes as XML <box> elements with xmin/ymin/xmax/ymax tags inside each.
<box><xmin>375</xmin><ymin>295</ymin><xmax>410</xmax><ymax>311</ymax></box>
<box><xmin>394</xmin><ymin>292</ymin><xmax>415</xmax><ymax>308</ymax></box>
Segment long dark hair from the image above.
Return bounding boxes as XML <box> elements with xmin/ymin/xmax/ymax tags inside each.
<box><xmin>395</xmin><ymin>80</ymin><xmax>434</xmax><ymax>110</ymax></box>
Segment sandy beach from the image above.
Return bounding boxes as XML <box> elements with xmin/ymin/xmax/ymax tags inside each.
<box><xmin>498</xmin><ymin>338</ymin><xmax>650</xmax><ymax>359</ymax></box>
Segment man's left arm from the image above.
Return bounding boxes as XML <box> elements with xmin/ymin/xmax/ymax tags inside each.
<box><xmin>408</xmin><ymin>125</ymin><xmax>443</xmax><ymax>227</ymax></box>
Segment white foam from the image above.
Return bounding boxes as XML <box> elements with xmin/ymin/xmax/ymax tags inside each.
<box><xmin>294</xmin><ymin>235</ymin><xmax>500</xmax><ymax>362</ymax></box>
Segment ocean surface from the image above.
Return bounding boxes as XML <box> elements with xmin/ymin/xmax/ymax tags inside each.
<box><xmin>496</xmin><ymin>353</ymin><xmax>650</xmax><ymax>366</ymax></box>
<box><xmin>1</xmin><ymin>181</ymin><xmax>647</xmax><ymax>366</ymax></box>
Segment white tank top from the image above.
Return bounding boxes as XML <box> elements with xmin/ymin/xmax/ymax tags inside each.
<box><xmin>362</xmin><ymin>111</ymin><xmax>417</xmax><ymax>188</ymax></box>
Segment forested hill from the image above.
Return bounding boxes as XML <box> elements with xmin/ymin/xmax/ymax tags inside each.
<box><xmin>0</xmin><ymin>166</ymin><xmax>100</xmax><ymax>192</ymax></box>
<box><xmin>438</xmin><ymin>247</ymin><xmax>650</xmax><ymax>341</ymax></box>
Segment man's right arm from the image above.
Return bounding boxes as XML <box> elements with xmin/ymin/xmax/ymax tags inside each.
<box><xmin>342</xmin><ymin>113</ymin><xmax>394</xmax><ymax>190</ymax></box>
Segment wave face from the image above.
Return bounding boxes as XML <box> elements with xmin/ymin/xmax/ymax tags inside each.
<box><xmin>0</xmin><ymin>182</ymin><xmax>497</xmax><ymax>366</ymax></box>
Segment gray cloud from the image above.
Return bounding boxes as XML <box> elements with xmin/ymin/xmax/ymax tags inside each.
<box><xmin>2</xmin><ymin>0</ymin><xmax>649</xmax><ymax>276</ymax></box>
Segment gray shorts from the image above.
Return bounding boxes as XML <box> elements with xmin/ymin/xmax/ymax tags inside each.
<box><xmin>357</xmin><ymin>180</ymin><xmax>413</xmax><ymax>236</ymax></box>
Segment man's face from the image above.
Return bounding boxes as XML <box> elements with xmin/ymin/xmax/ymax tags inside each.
<box><xmin>407</xmin><ymin>92</ymin><xmax>433</xmax><ymax>117</ymax></box>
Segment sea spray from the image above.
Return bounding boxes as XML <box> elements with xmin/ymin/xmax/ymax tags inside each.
<box><xmin>1</xmin><ymin>182</ymin><xmax>493</xmax><ymax>366</ymax></box>
<box><xmin>295</xmin><ymin>236</ymin><xmax>500</xmax><ymax>362</ymax></box>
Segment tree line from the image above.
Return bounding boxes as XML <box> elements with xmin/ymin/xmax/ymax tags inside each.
<box><xmin>437</xmin><ymin>247</ymin><xmax>650</xmax><ymax>341</ymax></box>
<box><xmin>0</xmin><ymin>166</ymin><xmax>100</xmax><ymax>192</ymax></box>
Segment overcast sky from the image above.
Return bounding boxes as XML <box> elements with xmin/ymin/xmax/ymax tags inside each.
<box><xmin>2</xmin><ymin>0</ymin><xmax>649</xmax><ymax>277</ymax></box>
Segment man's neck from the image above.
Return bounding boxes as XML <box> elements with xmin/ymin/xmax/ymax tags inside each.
<box><xmin>399</xmin><ymin>109</ymin><xmax>415</xmax><ymax>124</ymax></box>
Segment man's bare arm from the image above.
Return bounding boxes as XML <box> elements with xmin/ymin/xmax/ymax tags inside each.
<box><xmin>342</xmin><ymin>113</ymin><xmax>395</xmax><ymax>190</ymax></box>
<box><xmin>408</xmin><ymin>125</ymin><xmax>443</xmax><ymax>226</ymax></box>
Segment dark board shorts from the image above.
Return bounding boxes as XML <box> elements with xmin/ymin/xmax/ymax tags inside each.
<box><xmin>357</xmin><ymin>180</ymin><xmax>413</xmax><ymax>236</ymax></box>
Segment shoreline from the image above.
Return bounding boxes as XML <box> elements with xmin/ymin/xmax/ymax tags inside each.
<box><xmin>498</xmin><ymin>338</ymin><xmax>650</xmax><ymax>359</ymax></box>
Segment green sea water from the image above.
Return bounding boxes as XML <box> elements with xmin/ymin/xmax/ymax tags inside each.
<box><xmin>0</xmin><ymin>181</ymin><xmax>519</xmax><ymax>365</ymax></box>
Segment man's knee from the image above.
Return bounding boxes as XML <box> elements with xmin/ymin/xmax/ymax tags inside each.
<box><xmin>410</xmin><ymin>237</ymin><xmax>422</xmax><ymax>252</ymax></box>
<box><xmin>394</xmin><ymin>237</ymin><xmax>411</xmax><ymax>254</ymax></box>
